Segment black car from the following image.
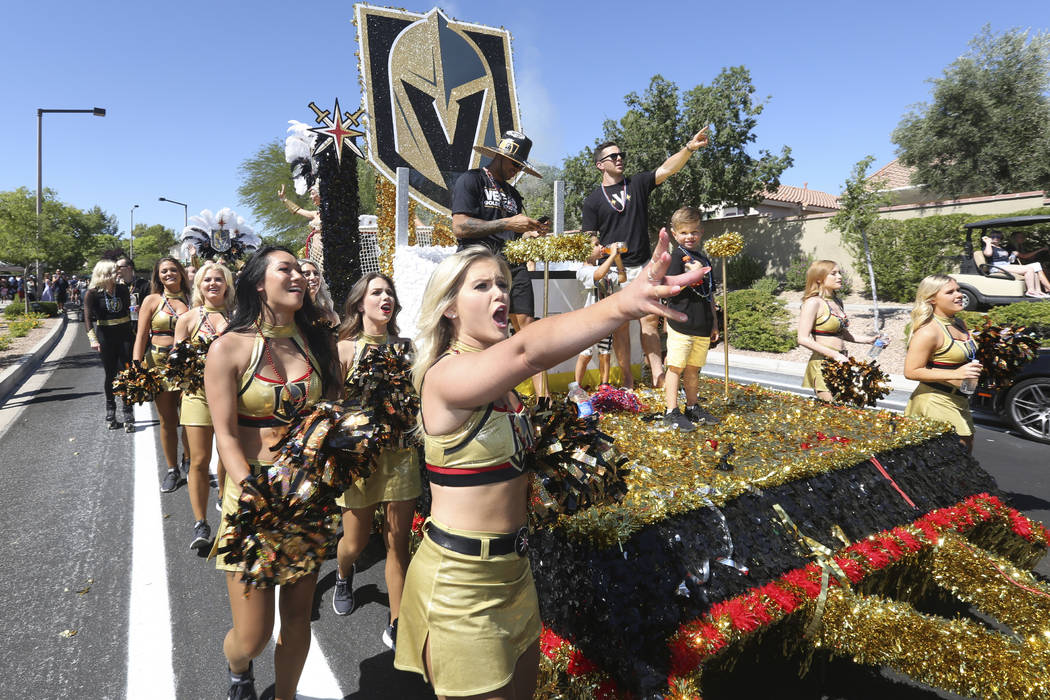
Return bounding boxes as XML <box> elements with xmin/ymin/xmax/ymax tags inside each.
<box><xmin>973</xmin><ymin>347</ymin><xmax>1050</xmax><ymax>444</ymax></box>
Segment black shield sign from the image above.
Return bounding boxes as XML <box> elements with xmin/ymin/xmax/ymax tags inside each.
<box><xmin>355</xmin><ymin>5</ymin><xmax>522</xmax><ymax>215</ymax></box>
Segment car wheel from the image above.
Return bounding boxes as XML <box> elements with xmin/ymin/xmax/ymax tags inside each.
<box><xmin>958</xmin><ymin>287</ymin><xmax>979</xmax><ymax>311</ymax></box>
<box><xmin>1005</xmin><ymin>377</ymin><xmax>1050</xmax><ymax>444</ymax></box>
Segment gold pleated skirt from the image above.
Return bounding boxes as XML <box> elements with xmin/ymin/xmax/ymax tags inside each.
<box><xmin>905</xmin><ymin>383</ymin><xmax>974</xmax><ymax>437</ymax></box>
<box><xmin>801</xmin><ymin>353</ymin><xmax>829</xmax><ymax>392</ymax></box>
<box><xmin>180</xmin><ymin>390</ymin><xmax>211</xmax><ymax>426</ymax></box>
<box><xmin>393</xmin><ymin>517</ymin><xmax>541</xmax><ymax>696</ymax></box>
<box><xmin>209</xmin><ymin>462</ymin><xmax>268</xmax><ymax>573</ymax></box>
<box><xmin>335</xmin><ymin>447</ymin><xmax>421</xmax><ymax>510</ymax></box>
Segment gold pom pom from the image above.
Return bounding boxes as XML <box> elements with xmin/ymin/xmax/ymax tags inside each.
<box><xmin>503</xmin><ymin>233</ymin><xmax>593</xmax><ymax>264</ymax></box>
<box><xmin>704</xmin><ymin>231</ymin><xmax>744</xmax><ymax>258</ymax></box>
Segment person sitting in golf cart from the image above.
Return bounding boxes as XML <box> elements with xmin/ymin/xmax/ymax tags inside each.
<box><xmin>982</xmin><ymin>230</ymin><xmax>1050</xmax><ymax>299</ymax></box>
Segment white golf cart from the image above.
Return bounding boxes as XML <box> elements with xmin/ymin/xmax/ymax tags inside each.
<box><xmin>956</xmin><ymin>215</ymin><xmax>1050</xmax><ymax>310</ymax></box>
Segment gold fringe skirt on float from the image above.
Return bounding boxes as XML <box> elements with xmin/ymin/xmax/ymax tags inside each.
<box><xmin>905</xmin><ymin>383</ymin><xmax>974</xmax><ymax>437</ymax></box>
<box><xmin>394</xmin><ymin>517</ymin><xmax>541</xmax><ymax>697</ymax></box>
<box><xmin>335</xmin><ymin>447</ymin><xmax>421</xmax><ymax>510</ymax></box>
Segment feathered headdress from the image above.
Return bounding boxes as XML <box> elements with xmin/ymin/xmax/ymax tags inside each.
<box><xmin>180</xmin><ymin>208</ymin><xmax>261</xmax><ymax>263</ymax></box>
<box><xmin>285</xmin><ymin>120</ymin><xmax>319</xmax><ymax>196</ymax></box>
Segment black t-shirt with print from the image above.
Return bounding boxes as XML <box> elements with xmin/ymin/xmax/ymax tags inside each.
<box><xmin>581</xmin><ymin>170</ymin><xmax>658</xmax><ymax>267</ymax></box>
<box><xmin>451</xmin><ymin>168</ymin><xmax>525</xmax><ymax>258</ymax></box>
<box><xmin>664</xmin><ymin>247</ymin><xmax>715</xmax><ymax>337</ymax></box>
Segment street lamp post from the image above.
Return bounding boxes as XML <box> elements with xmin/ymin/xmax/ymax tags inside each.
<box><xmin>34</xmin><ymin>107</ymin><xmax>106</xmax><ymax>312</ymax></box>
<box><xmin>129</xmin><ymin>204</ymin><xmax>140</xmax><ymax>259</ymax></box>
<box><xmin>158</xmin><ymin>196</ymin><xmax>188</xmax><ymax>229</ymax></box>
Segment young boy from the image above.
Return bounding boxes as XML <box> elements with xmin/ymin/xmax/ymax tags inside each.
<box><xmin>662</xmin><ymin>207</ymin><xmax>720</xmax><ymax>431</ymax></box>
<box><xmin>575</xmin><ymin>238</ymin><xmax>628</xmax><ymax>387</ymax></box>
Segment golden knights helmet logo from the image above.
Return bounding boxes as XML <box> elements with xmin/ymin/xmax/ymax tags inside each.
<box><xmin>355</xmin><ymin>5</ymin><xmax>522</xmax><ymax>214</ymax></box>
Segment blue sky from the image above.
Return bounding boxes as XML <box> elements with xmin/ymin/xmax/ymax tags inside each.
<box><xmin>1</xmin><ymin>0</ymin><xmax>1045</xmax><ymax>241</ymax></box>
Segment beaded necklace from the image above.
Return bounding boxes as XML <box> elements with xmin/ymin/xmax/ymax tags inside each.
<box><xmin>601</xmin><ymin>177</ymin><xmax>629</xmax><ymax>213</ymax></box>
<box><xmin>258</xmin><ymin>320</ymin><xmax>312</xmax><ymax>409</ymax></box>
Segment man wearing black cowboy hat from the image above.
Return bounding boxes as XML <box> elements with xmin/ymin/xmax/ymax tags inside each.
<box><xmin>451</xmin><ymin>129</ymin><xmax>550</xmax><ymax>402</ymax></box>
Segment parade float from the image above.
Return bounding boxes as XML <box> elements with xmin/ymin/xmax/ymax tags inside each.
<box><xmin>262</xmin><ymin>5</ymin><xmax>1050</xmax><ymax>697</ymax></box>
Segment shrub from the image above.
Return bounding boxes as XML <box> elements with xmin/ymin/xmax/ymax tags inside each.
<box><xmin>785</xmin><ymin>254</ymin><xmax>813</xmax><ymax>291</ymax></box>
<box><xmin>725</xmin><ymin>289</ymin><xmax>797</xmax><ymax>352</ymax></box>
<box><xmin>750</xmin><ymin>276</ymin><xmax>781</xmax><ymax>296</ymax></box>
<box><xmin>3</xmin><ymin>301</ymin><xmax>58</xmax><ymax>317</ymax></box>
<box><xmin>8</xmin><ymin>317</ymin><xmax>41</xmax><ymax>338</ymax></box>
<box><xmin>0</xmin><ymin>335</ymin><xmax>10</xmax><ymax>351</ymax></box>
<box><xmin>724</xmin><ymin>254</ymin><xmax>765</xmax><ymax>290</ymax></box>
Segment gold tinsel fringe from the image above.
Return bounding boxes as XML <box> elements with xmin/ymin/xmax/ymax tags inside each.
<box><xmin>817</xmin><ymin>588</ymin><xmax>1050</xmax><ymax>699</ymax></box>
<box><xmin>703</xmin><ymin>231</ymin><xmax>744</xmax><ymax>258</ymax></box>
<box><xmin>375</xmin><ymin>175</ymin><xmax>396</xmax><ymax>276</ymax></box>
<box><xmin>503</xmin><ymin>233</ymin><xmax>592</xmax><ymax>263</ymax></box>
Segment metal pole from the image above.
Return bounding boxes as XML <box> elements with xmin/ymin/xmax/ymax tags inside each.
<box><xmin>394</xmin><ymin>167</ymin><xmax>410</xmax><ymax>249</ymax></box>
<box><xmin>31</xmin><ymin>110</ymin><xmax>42</xmax><ymax>313</ymax></box>
<box><xmin>129</xmin><ymin>206</ymin><xmax>135</xmax><ymax>258</ymax></box>
<box><xmin>722</xmin><ymin>258</ymin><xmax>729</xmax><ymax>400</ymax></box>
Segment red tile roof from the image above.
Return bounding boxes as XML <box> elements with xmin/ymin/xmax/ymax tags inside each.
<box><xmin>762</xmin><ymin>184</ymin><xmax>839</xmax><ymax>210</ymax></box>
<box><xmin>868</xmin><ymin>159</ymin><xmax>917</xmax><ymax>189</ymax></box>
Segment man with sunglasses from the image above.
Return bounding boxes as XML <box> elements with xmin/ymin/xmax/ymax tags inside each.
<box><xmin>581</xmin><ymin>127</ymin><xmax>710</xmax><ymax>388</ymax></box>
<box><xmin>452</xmin><ymin>130</ymin><xmax>552</xmax><ymax>403</ymax></box>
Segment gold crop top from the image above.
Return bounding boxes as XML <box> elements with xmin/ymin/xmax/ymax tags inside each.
<box><xmin>237</xmin><ymin>327</ymin><xmax>323</xmax><ymax>427</ymax></box>
<box><xmin>928</xmin><ymin>316</ymin><xmax>977</xmax><ymax>370</ymax></box>
<box><xmin>813</xmin><ymin>298</ymin><xmax>848</xmax><ymax>337</ymax></box>
<box><xmin>151</xmin><ymin>293</ymin><xmax>187</xmax><ymax>338</ymax></box>
<box><xmin>190</xmin><ymin>307</ymin><xmax>227</xmax><ymax>343</ymax></box>
<box><xmin>424</xmin><ymin>399</ymin><xmax>535</xmax><ymax>487</ymax></box>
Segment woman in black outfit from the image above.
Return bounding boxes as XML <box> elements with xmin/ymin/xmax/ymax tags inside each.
<box><xmin>84</xmin><ymin>259</ymin><xmax>135</xmax><ymax>430</ymax></box>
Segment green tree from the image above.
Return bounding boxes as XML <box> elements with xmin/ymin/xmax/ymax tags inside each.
<box><xmin>0</xmin><ymin>188</ymin><xmax>119</xmax><ymax>273</ymax></box>
<box><xmin>514</xmin><ymin>163</ymin><xmax>562</xmax><ymax>223</ymax></box>
<box><xmin>238</xmin><ymin>139</ymin><xmax>378</xmax><ymax>249</ymax></box>
<box><xmin>129</xmin><ymin>223</ymin><xmax>177</xmax><ymax>270</ymax></box>
<box><xmin>561</xmin><ymin>70</ymin><xmax>793</xmax><ymax>233</ymax></box>
<box><xmin>892</xmin><ymin>26</ymin><xmax>1050</xmax><ymax>198</ymax></box>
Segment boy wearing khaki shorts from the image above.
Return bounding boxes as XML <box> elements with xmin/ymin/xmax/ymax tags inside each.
<box><xmin>662</xmin><ymin>207</ymin><xmax>720</xmax><ymax>432</ymax></box>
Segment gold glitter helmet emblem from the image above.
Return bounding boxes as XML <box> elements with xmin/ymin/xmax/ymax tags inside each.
<box><xmin>389</xmin><ymin>10</ymin><xmax>498</xmax><ymax>189</ymax></box>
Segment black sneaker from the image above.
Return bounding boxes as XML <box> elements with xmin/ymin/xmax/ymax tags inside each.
<box><xmin>160</xmin><ymin>468</ymin><xmax>180</xmax><ymax>493</ymax></box>
<box><xmin>662</xmin><ymin>408</ymin><xmax>696</xmax><ymax>432</ymax></box>
<box><xmin>209</xmin><ymin>473</ymin><xmax>220</xmax><ymax>489</ymax></box>
<box><xmin>332</xmin><ymin>567</ymin><xmax>354</xmax><ymax>616</ymax></box>
<box><xmin>227</xmin><ymin>662</ymin><xmax>257</xmax><ymax>700</ymax></box>
<box><xmin>685</xmin><ymin>404</ymin><xmax>720</xmax><ymax>426</ymax></box>
<box><xmin>190</xmin><ymin>520</ymin><xmax>212</xmax><ymax>550</ymax></box>
<box><xmin>382</xmin><ymin>618</ymin><xmax>398</xmax><ymax>651</ymax></box>
<box><xmin>123</xmin><ymin>405</ymin><xmax>134</xmax><ymax>433</ymax></box>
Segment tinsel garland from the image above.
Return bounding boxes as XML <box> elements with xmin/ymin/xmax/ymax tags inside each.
<box><xmin>162</xmin><ymin>338</ymin><xmax>210</xmax><ymax>394</ymax></box>
<box><xmin>819</xmin><ymin>356</ymin><xmax>892</xmax><ymax>407</ymax></box>
<box><xmin>406</xmin><ymin>199</ymin><xmax>417</xmax><ymax>245</ymax></box>
<box><xmin>112</xmin><ymin>362</ymin><xmax>164</xmax><ymax>404</ymax></box>
<box><xmin>430</xmin><ymin>216</ymin><xmax>456</xmax><ymax>247</ymax></box>
<box><xmin>589</xmin><ymin>385</ymin><xmax>648</xmax><ymax>414</ymax></box>
<box><xmin>563</xmin><ymin>382</ymin><xmax>947</xmax><ymax>546</ymax></box>
<box><xmin>703</xmin><ymin>231</ymin><xmax>744</xmax><ymax>258</ymax></box>
<box><xmin>527</xmin><ymin>401</ymin><xmax>631</xmax><ymax>526</ymax></box>
<box><xmin>503</xmin><ymin>233</ymin><xmax>592</xmax><ymax>264</ymax></box>
<box><xmin>816</xmin><ymin>588</ymin><xmax>1050</xmax><ymax>699</ymax></box>
<box><xmin>220</xmin><ymin>347</ymin><xmax>420</xmax><ymax>587</ymax></box>
<box><xmin>375</xmin><ymin>176</ymin><xmax>396</xmax><ymax>276</ymax></box>
<box><xmin>972</xmin><ymin>320</ymin><xmax>1041</xmax><ymax>389</ymax></box>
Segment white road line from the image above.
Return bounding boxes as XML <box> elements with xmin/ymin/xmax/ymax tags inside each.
<box><xmin>126</xmin><ymin>402</ymin><xmax>176</xmax><ymax>699</ymax></box>
<box><xmin>273</xmin><ymin>590</ymin><xmax>344</xmax><ymax>699</ymax></box>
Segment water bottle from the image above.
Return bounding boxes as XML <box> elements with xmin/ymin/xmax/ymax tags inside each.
<box><xmin>959</xmin><ymin>377</ymin><xmax>977</xmax><ymax>396</ymax></box>
<box><xmin>566</xmin><ymin>381</ymin><xmax>594</xmax><ymax>418</ymax></box>
<box><xmin>129</xmin><ymin>292</ymin><xmax>139</xmax><ymax>322</ymax></box>
<box><xmin>867</xmin><ymin>333</ymin><xmax>889</xmax><ymax>359</ymax></box>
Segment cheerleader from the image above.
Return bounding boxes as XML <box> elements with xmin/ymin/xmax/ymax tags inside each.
<box><xmin>904</xmin><ymin>274</ymin><xmax>983</xmax><ymax>453</ymax></box>
<box><xmin>797</xmin><ymin>260</ymin><xmax>880</xmax><ymax>401</ymax></box>
<box><xmin>133</xmin><ymin>257</ymin><xmax>191</xmax><ymax>492</ymax></box>
<box><xmin>205</xmin><ymin>247</ymin><xmax>340</xmax><ymax>700</ymax></box>
<box><xmin>299</xmin><ymin>259</ymin><xmax>339</xmax><ymax>326</ymax></box>
<box><xmin>394</xmin><ymin>234</ymin><xmax>701</xmax><ymax>698</ymax></box>
<box><xmin>173</xmin><ymin>261</ymin><xmax>233</xmax><ymax>550</ymax></box>
<box><xmin>83</xmin><ymin>259</ymin><xmax>134</xmax><ymax>430</ymax></box>
<box><xmin>331</xmin><ymin>273</ymin><xmax>420</xmax><ymax>653</ymax></box>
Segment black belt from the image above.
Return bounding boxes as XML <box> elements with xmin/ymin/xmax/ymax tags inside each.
<box><xmin>924</xmin><ymin>381</ymin><xmax>961</xmax><ymax>396</ymax></box>
<box><xmin>425</xmin><ymin>522</ymin><xmax>528</xmax><ymax>557</ymax></box>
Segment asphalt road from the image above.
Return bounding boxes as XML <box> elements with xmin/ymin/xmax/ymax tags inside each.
<box><xmin>2</xmin><ymin>318</ymin><xmax>1048</xmax><ymax>699</ymax></box>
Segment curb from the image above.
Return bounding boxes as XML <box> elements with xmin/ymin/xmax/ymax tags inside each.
<box><xmin>704</xmin><ymin>351</ymin><xmax>919</xmax><ymax>392</ymax></box>
<box><xmin>0</xmin><ymin>312</ymin><xmax>69</xmax><ymax>405</ymax></box>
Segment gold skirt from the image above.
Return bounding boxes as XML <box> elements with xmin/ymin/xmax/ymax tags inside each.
<box><xmin>145</xmin><ymin>343</ymin><xmax>179</xmax><ymax>393</ymax></box>
<box><xmin>905</xmin><ymin>383</ymin><xmax>974</xmax><ymax>437</ymax></box>
<box><xmin>393</xmin><ymin>518</ymin><xmax>541</xmax><ymax>696</ymax></box>
<box><xmin>209</xmin><ymin>462</ymin><xmax>269</xmax><ymax>574</ymax></box>
<box><xmin>801</xmin><ymin>353</ymin><xmax>829</xmax><ymax>392</ymax></box>
<box><xmin>335</xmin><ymin>447</ymin><xmax>421</xmax><ymax>510</ymax></box>
<box><xmin>180</xmin><ymin>390</ymin><xmax>211</xmax><ymax>426</ymax></box>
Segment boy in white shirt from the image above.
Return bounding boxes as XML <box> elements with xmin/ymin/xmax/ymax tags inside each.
<box><xmin>574</xmin><ymin>239</ymin><xmax>628</xmax><ymax>387</ymax></box>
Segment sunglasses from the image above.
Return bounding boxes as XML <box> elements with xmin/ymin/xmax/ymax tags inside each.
<box><xmin>597</xmin><ymin>151</ymin><xmax>626</xmax><ymax>164</ymax></box>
